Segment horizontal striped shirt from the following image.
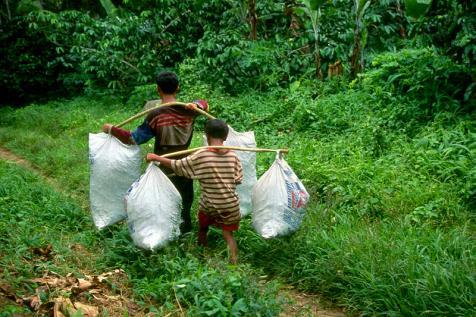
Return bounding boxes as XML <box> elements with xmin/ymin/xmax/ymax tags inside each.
<box><xmin>171</xmin><ymin>149</ymin><xmax>243</xmax><ymax>225</ymax></box>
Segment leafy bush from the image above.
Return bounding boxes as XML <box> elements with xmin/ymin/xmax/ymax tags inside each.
<box><xmin>23</xmin><ymin>1</ymin><xmax>221</xmax><ymax>93</ymax></box>
<box><xmin>196</xmin><ymin>29</ymin><xmax>306</xmax><ymax>92</ymax></box>
<box><xmin>27</xmin><ymin>10</ymin><xmax>161</xmax><ymax>91</ymax></box>
<box><xmin>410</xmin><ymin>118</ymin><xmax>476</xmax><ymax>209</ymax></box>
<box><xmin>408</xmin><ymin>0</ymin><xmax>476</xmax><ymax>68</ymax></box>
<box><xmin>130</xmin><ymin>254</ymin><xmax>281</xmax><ymax>316</ymax></box>
<box><xmin>361</xmin><ymin>48</ymin><xmax>472</xmax><ymax>115</ymax></box>
<box><xmin>0</xmin><ymin>17</ymin><xmax>79</xmax><ymax>106</ymax></box>
<box><xmin>290</xmin><ymin>86</ymin><xmax>368</xmax><ymax>135</ymax></box>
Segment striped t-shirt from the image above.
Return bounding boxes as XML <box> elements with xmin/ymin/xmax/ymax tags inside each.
<box><xmin>171</xmin><ymin>149</ymin><xmax>243</xmax><ymax>225</ymax></box>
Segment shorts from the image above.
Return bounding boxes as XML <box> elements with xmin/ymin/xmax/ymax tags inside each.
<box><xmin>198</xmin><ymin>211</ymin><xmax>239</xmax><ymax>232</ymax></box>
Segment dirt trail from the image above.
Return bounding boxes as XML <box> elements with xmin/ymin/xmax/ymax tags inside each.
<box><xmin>0</xmin><ymin>146</ymin><xmax>87</xmax><ymax>206</ymax></box>
<box><xmin>0</xmin><ymin>146</ymin><xmax>347</xmax><ymax>317</ymax></box>
<box><xmin>0</xmin><ymin>146</ymin><xmax>62</xmax><ymax>192</ymax></box>
<box><xmin>278</xmin><ymin>286</ymin><xmax>346</xmax><ymax>317</ymax></box>
<box><xmin>0</xmin><ymin>146</ymin><xmax>37</xmax><ymax>170</ymax></box>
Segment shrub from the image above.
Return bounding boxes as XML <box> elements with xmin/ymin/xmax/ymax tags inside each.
<box><xmin>361</xmin><ymin>48</ymin><xmax>473</xmax><ymax>116</ymax></box>
<box><xmin>0</xmin><ymin>17</ymin><xmax>79</xmax><ymax>106</ymax></box>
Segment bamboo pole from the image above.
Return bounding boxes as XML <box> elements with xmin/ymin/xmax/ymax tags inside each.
<box><xmin>116</xmin><ymin>101</ymin><xmax>215</xmax><ymax>128</ymax></box>
<box><xmin>162</xmin><ymin>146</ymin><xmax>288</xmax><ymax>158</ymax></box>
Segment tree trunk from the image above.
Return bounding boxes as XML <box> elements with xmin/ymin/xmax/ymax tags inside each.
<box><xmin>350</xmin><ymin>26</ymin><xmax>362</xmax><ymax>78</ymax></box>
<box><xmin>284</xmin><ymin>0</ymin><xmax>300</xmax><ymax>36</ymax></box>
<box><xmin>314</xmin><ymin>47</ymin><xmax>323</xmax><ymax>80</ymax></box>
<box><xmin>396</xmin><ymin>0</ymin><xmax>406</xmax><ymax>38</ymax></box>
<box><xmin>99</xmin><ymin>0</ymin><xmax>117</xmax><ymax>16</ymax></box>
<box><xmin>248</xmin><ymin>0</ymin><xmax>257</xmax><ymax>40</ymax></box>
<box><xmin>5</xmin><ymin>0</ymin><xmax>11</xmax><ymax>21</ymax></box>
<box><xmin>314</xmin><ymin>7</ymin><xmax>322</xmax><ymax>80</ymax></box>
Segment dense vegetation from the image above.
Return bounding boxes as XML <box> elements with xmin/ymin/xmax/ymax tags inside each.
<box><xmin>1</xmin><ymin>0</ymin><xmax>475</xmax><ymax>316</ymax></box>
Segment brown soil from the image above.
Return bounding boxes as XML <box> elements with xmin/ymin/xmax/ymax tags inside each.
<box><xmin>279</xmin><ymin>286</ymin><xmax>347</xmax><ymax>317</ymax></box>
<box><xmin>0</xmin><ymin>147</ymin><xmax>36</xmax><ymax>170</ymax></box>
<box><xmin>0</xmin><ymin>146</ymin><xmax>87</xmax><ymax>207</ymax></box>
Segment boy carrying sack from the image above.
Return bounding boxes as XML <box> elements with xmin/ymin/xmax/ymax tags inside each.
<box><xmin>147</xmin><ymin>119</ymin><xmax>243</xmax><ymax>264</ymax></box>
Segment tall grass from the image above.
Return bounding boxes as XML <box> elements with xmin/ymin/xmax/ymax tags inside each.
<box><xmin>242</xmin><ymin>210</ymin><xmax>475</xmax><ymax>316</ymax></box>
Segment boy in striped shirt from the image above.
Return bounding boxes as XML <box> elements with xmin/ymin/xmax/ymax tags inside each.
<box><xmin>147</xmin><ymin>119</ymin><xmax>243</xmax><ymax>264</ymax></box>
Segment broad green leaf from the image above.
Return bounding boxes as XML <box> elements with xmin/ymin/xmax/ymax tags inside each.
<box><xmin>310</xmin><ymin>0</ymin><xmax>327</xmax><ymax>10</ymax></box>
<box><xmin>404</xmin><ymin>0</ymin><xmax>432</xmax><ymax>18</ymax></box>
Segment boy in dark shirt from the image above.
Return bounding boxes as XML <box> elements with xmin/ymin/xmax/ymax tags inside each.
<box><xmin>102</xmin><ymin>71</ymin><xmax>208</xmax><ymax>233</ymax></box>
<box><xmin>146</xmin><ymin>119</ymin><xmax>243</xmax><ymax>264</ymax></box>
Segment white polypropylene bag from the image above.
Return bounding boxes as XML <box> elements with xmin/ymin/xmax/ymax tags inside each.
<box><xmin>252</xmin><ymin>154</ymin><xmax>309</xmax><ymax>238</ymax></box>
<box><xmin>203</xmin><ymin>126</ymin><xmax>257</xmax><ymax>217</ymax></box>
<box><xmin>89</xmin><ymin>133</ymin><xmax>141</xmax><ymax>229</ymax></box>
<box><xmin>125</xmin><ymin>163</ymin><xmax>182</xmax><ymax>250</ymax></box>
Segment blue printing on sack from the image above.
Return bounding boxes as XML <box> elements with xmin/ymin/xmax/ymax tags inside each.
<box><xmin>88</xmin><ymin>152</ymin><xmax>95</xmax><ymax>165</ymax></box>
<box><xmin>283</xmin><ymin>179</ymin><xmax>307</xmax><ymax>231</ymax></box>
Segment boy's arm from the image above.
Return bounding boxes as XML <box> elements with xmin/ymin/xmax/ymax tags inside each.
<box><xmin>102</xmin><ymin>119</ymin><xmax>154</xmax><ymax>145</ymax></box>
<box><xmin>147</xmin><ymin>152</ymin><xmax>196</xmax><ymax>179</ymax></box>
<box><xmin>102</xmin><ymin>124</ymin><xmax>135</xmax><ymax>145</ymax></box>
<box><xmin>235</xmin><ymin>157</ymin><xmax>243</xmax><ymax>185</ymax></box>
<box><xmin>185</xmin><ymin>100</ymin><xmax>209</xmax><ymax>112</ymax></box>
<box><xmin>146</xmin><ymin>153</ymin><xmax>172</xmax><ymax>168</ymax></box>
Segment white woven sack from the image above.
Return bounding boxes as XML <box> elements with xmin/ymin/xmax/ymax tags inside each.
<box><xmin>125</xmin><ymin>163</ymin><xmax>182</xmax><ymax>250</ymax></box>
<box><xmin>89</xmin><ymin>133</ymin><xmax>141</xmax><ymax>229</ymax></box>
<box><xmin>252</xmin><ymin>154</ymin><xmax>309</xmax><ymax>238</ymax></box>
<box><xmin>203</xmin><ymin>125</ymin><xmax>257</xmax><ymax>217</ymax></box>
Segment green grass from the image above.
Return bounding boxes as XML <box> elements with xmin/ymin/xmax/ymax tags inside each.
<box><xmin>0</xmin><ymin>161</ymin><xmax>96</xmax><ymax>293</ymax></box>
<box><xmin>243</xmin><ymin>209</ymin><xmax>475</xmax><ymax>316</ymax></box>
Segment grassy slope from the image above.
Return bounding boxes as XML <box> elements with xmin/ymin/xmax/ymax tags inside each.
<box><xmin>0</xmin><ymin>70</ymin><xmax>475</xmax><ymax>316</ymax></box>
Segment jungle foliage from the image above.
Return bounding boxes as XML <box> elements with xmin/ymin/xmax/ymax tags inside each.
<box><xmin>1</xmin><ymin>0</ymin><xmax>474</xmax><ymax>104</ymax></box>
<box><xmin>0</xmin><ymin>0</ymin><xmax>475</xmax><ymax>316</ymax></box>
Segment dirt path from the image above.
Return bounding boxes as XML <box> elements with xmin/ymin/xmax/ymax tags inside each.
<box><xmin>0</xmin><ymin>146</ymin><xmax>347</xmax><ymax>317</ymax></box>
<box><xmin>0</xmin><ymin>146</ymin><xmax>62</xmax><ymax>193</ymax></box>
<box><xmin>0</xmin><ymin>146</ymin><xmax>37</xmax><ymax>171</ymax></box>
<box><xmin>0</xmin><ymin>146</ymin><xmax>87</xmax><ymax>207</ymax></box>
<box><xmin>279</xmin><ymin>286</ymin><xmax>346</xmax><ymax>317</ymax></box>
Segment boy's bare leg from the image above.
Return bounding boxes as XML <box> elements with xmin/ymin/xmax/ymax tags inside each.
<box><xmin>198</xmin><ymin>226</ymin><xmax>208</xmax><ymax>247</ymax></box>
<box><xmin>222</xmin><ymin>230</ymin><xmax>238</xmax><ymax>264</ymax></box>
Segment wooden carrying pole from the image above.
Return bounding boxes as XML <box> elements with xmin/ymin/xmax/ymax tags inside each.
<box><xmin>116</xmin><ymin>101</ymin><xmax>215</xmax><ymax>128</ymax></box>
<box><xmin>162</xmin><ymin>146</ymin><xmax>289</xmax><ymax>158</ymax></box>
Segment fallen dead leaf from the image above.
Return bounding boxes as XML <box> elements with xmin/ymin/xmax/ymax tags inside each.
<box><xmin>25</xmin><ymin>269</ymin><xmax>139</xmax><ymax>316</ymax></box>
<box><xmin>29</xmin><ymin>294</ymin><xmax>41</xmax><ymax>310</ymax></box>
<box><xmin>59</xmin><ymin>297</ymin><xmax>76</xmax><ymax>316</ymax></box>
<box><xmin>74</xmin><ymin>302</ymin><xmax>99</xmax><ymax>317</ymax></box>
<box><xmin>104</xmin><ymin>294</ymin><xmax>121</xmax><ymax>301</ymax></box>
<box><xmin>0</xmin><ymin>280</ymin><xmax>22</xmax><ymax>304</ymax></box>
<box><xmin>74</xmin><ymin>278</ymin><xmax>95</xmax><ymax>293</ymax></box>
<box><xmin>32</xmin><ymin>244</ymin><xmax>53</xmax><ymax>256</ymax></box>
<box><xmin>30</xmin><ymin>277</ymin><xmax>64</xmax><ymax>288</ymax></box>
<box><xmin>54</xmin><ymin>299</ymin><xmax>66</xmax><ymax>317</ymax></box>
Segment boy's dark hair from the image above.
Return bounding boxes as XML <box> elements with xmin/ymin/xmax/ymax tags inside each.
<box><xmin>205</xmin><ymin>119</ymin><xmax>229</xmax><ymax>140</ymax></box>
<box><xmin>156</xmin><ymin>71</ymin><xmax>179</xmax><ymax>94</ymax></box>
